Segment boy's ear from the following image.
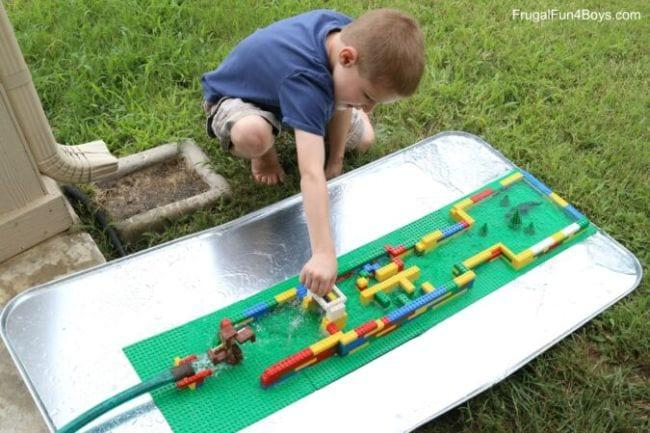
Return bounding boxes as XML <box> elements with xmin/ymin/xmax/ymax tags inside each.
<box><xmin>338</xmin><ymin>46</ymin><xmax>359</xmax><ymax>67</ymax></box>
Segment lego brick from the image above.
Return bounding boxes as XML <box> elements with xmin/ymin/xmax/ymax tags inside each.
<box><xmin>549</xmin><ymin>192</ymin><xmax>569</xmax><ymax>208</ymax></box>
<box><xmin>421</xmin><ymin>281</ymin><xmax>435</xmax><ymax>293</ymax></box>
<box><xmin>348</xmin><ymin>342</ymin><xmax>370</xmax><ymax>355</ymax></box>
<box><xmin>463</xmin><ymin>247</ymin><xmax>496</xmax><ymax>269</ymax></box>
<box><xmin>274</xmin><ymin>288</ymin><xmax>297</xmax><ymax>304</ymax></box>
<box><xmin>375</xmin><ymin>261</ymin><xmax>398</xmax><ymax>282</ymax></box>
<box><xmin>513</xmin><ymin>250</ymin><xmax>535</xmax><ymax>269</ymax></box>
<box><xmin>530</xmin><ymin>237</ymin><xmax>556</xmax><ymax>255</ymax></box>
<box><xmin>565</xmin><ymin>204</ymin><xmax>586</xmax><ymax>220</ymax></box>
<box><xmin>470</xmin><ymin>188</ymin><xmax>494</xmax><ymax>203</ymax></box>
<box><xmin>294</xmin><ymin>357</ymin><xmax>318</xmax><ymax>371</ymax></box>
<box><xmin>499</xmin><ymin>171</ymin><xmax>523</xmax><ymax>186</ymax></box>
<box><xmin>296</xmin><ymin>284</ymin><xmax>308</xmax><ymax>299</ymax></box>
<box><xmin>374</xmin><ymin>291</ymin><xmax>391</xmax><ymax>308</ymax></box>
<box><xmin>522</xmin><ymin>170</ymin><xmax>552</xmax><ymax>195</ymax></box>
<box><xmin>375</xmin><ymin>324</ymin><xmax>397</xmax><ymax>337</ymax></box>
<box><xmin>395</xmin><ymin>293</ymin><xmax>411</xmax><ymax>306</ymax></box>
<box><xmin>561</xmin><ymin>222</ymin><xmax>581</xmax><ymax>238</ymax></box>
<box><xmin>453</xmin><ymin>197</ymin><xmax>474</xmax><ymax>210</ymax></box>
<box><xmin>360</xmin><ymin>266</ymin><xmax>421</xmax><ymax>304</ymax></box>
<box><xmin>551</xmin><ymin>231</ymin><xmax>566</xmax><ymax>244</ymax></box>
<box><xmin>356</xmin><ymin>277</ymin><xmax>369</xmax><ymax>290</ymax></box>
<box><xmin>453</xmin><ymin>271</ymin><xmax>476</xmax><ymax>288</ymax></box>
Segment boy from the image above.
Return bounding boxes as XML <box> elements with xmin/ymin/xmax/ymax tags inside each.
<box><xmin>201</xmin><ymin>9</ymin><xmax>425</xmax><ymax>296</ymax></box>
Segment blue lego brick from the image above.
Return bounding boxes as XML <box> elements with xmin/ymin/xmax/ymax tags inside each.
<box><xmin>565</xmin><ymin>204</ymin><xmax>585</xmax><ymax>220</ymax></box>
<box><xmin>522</xmin><ymin>170</ymin><xmax>552</xmax><ymax>195</ymax></box>
<box><xmin>362</xmin><ymin>262</ymin><xmax>381</xmax><ymax>275</ymax></box>
<box><xmin>243</xmin><ymin>301</ymin><xmax>270</xmax><ymax>319</ymax></box>
<box><xmin>339</xmin><ymin>336</ymin><xmax>367</xmax><ymax>356</ymax></box>
<box><xmin>296</xmin><ymin>284</ymin><xmax>308</xmax><ymax>299</ymax></box>
<box><xmin>442</xmin><ymin>222</ymin><xmax>465</xmax><ymax>239</ymax></box>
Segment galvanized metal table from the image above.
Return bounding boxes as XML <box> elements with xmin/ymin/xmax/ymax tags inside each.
<box><xmin>1</xmin><ymin>132</ymin><xmax>642</xmax><ymax>432</ymax></box>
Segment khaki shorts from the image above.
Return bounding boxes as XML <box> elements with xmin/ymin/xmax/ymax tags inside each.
<box><xmin>203</xmin><ymin>98</ymin><xmax>366</xmax><ymax>152</ymax></box>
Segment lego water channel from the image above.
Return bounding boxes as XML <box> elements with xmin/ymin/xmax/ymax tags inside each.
<box><xmin>58</xmin><ymin>169</ymin><xmax>595</xmax><ymax>432</ymax></box>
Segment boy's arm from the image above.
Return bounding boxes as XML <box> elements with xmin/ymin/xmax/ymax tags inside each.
<box><xmin>324</xmin><ymin>108</ymin><xmax>352</xmax><ymax>179</ymax></box>
<box><xmin>295</xmin><ymin>129</ymin><xmax>337</xmax><ymax>296</ymax></box>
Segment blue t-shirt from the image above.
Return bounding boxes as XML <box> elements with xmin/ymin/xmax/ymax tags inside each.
<box><xmin>201</xmin><ymin>9</ymin><xmax>352</xmax><ymax>136</ymax></box>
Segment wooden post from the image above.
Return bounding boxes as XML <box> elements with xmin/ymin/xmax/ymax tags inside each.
<box><xmin>0</xmin><ymin>2</ymin><xmax>117</xmax><ymax>262</ymax></box>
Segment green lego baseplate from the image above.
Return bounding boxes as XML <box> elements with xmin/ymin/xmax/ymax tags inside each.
<box><xmin>124</xmin><ymin>169</ymin><xmax>596</xmax><ymax>432</ymax></box>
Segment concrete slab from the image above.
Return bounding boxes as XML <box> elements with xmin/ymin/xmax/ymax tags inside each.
<box><xmin>0</xmin><ymin>230</ymin><xmax>105</xmax><ymax>433</ymax></box>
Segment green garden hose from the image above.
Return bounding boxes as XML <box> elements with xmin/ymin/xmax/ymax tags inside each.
<box><xmin>57</xmin><ymin>369</ymin><xmax>175</xmax><ymax>433</ymax></box>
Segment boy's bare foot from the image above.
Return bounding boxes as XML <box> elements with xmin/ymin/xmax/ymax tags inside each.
<box><xmin>251</xmin><ymin>146</ymin><xmax>285</xmax><ymax>185</ymax></box>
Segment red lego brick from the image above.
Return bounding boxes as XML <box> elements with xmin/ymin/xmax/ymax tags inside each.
<box><xmin>354</xmin><ymin>320</ymin><xmax>378</xmax><ymax>337</ymax></box>
<box><xmin>470</xmin><ymin>188</ymin><xmax>493</xmax><ymax>203</ymax></box>
<box><xmin>178</xmin><ymin>355</ymin><xmax>198</xmax><ymax>365</ymax></box>
<box><xmin>326</xmin><ymin>322</ymin><xmax>339</xmax><ymax>335</ymax></box>
<box><xmin>391</xmin><ymin>257</ymin><xmax>404</xmax><ymax>271</ymax></box>
<box><xmin>385</xmin><ymin>244</ymin><xmax>407</xmax><ymax>259</ymax></box>
<box><xmin>176</xmin><ymin>369</ymin><xmax>212</xmax><ymax>389</ymax></box>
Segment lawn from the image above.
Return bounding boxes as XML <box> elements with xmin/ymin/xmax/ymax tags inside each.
<box><xmin>5</xmin><ymin>0</ymin><xmax>648</xmax><ymax>431</ymax></box>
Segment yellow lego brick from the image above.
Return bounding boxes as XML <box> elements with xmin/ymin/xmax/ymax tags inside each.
<box><xmin>513</xmin><ymin>250</ymin><xmax>535</xmax><ymax>269</ymax></box>
<box><xmin>549</xmin><ymin>192</ymin><xmax>569</xmax><ymax>208</ymax></box>
<box><xmin>551</xmin><ymin>231</ymin><xmax>566</xmax><ymax>243</ymax></box>
<box><xmin>497</xmin><ymin>243</ymin><xmax>517</xmax><ymax>261</ymax></box>
<box><xmin>356</xmin><ymin>277</ymin><xmax>369</xmax><ymax>290</ymax></box>
<box><xmin>416</xmin><ymin>230</ymin><xmax>443</xmax><ymax>255</ymax></box>
<box><xmin>500</xmin><ymin>172</ymin><xmax>523</xmax><ymax>187</ymax></box>
<box><xmin>399</xmin><ymin>278</ymin><xmax>415</xmax><ymax>294</ymax></box>
<box><xmin>375</xmin><ymin>262</ymin><xmax>398</xmax><ymax>282</ymax></box>
<box><xmin>463</xmin><ymin>248</ymin><xmax>494</xmax><ymax>269</ymax></box>
<box><xmin>453</xmin><ymin>270</ymin><xmax>476</xmax><ymax>288</ymax></box>
<box><xmin>309</xmin><ymin>332</ymin><xmax>343</xmax><ymax>355</ymax></box>
<box><xmin>360</xmin><ymin>266</ymin><xmax>421</xmax><ymax>304</ymax></box>
<box><xmin>432</xmin><ymin>289</ymin><xmax>467</xmax><ymax>309</ymax></box>
<box><xmin>376</xmin><ymin>324</ymin><xmax>397</xmax><ymax>337</ymax></box>
<box><xmin>349</xmin><ymin>342</ymin><xmax>370</xmax><ymax>355</ymax></box>
<box><xmin>453</xmin><ymin>198</ymin><xmax>474</xmax><ymax>210</ymax></box>
<box><xmin>301</xmin><ymin>295</ymin><xmax>313</xmax><ymax>310</ymax></box>
<box><xmin>408</xmin><ymin>305</ymin><xmax>429</xmax><ymax>320</ymax></box>
<box><xmin>173</xmin><ymin>356</ymin><xmax>182</xmax><ymax>367</ymax></box>
<box><xmin>423</xmin><ymin>230</ymin><xmax>444</xmax><ymax>243</ymax></box>
<box><xmin>188</xmin><ymin>383</ymin><xmax>196</xmax><ymax>391</ymax></box>
<box><xmin>340</xmin><ymin>330</ymin><xmax>359</xmax><ymax>345</ymax></box>
<box><xmin>451</xmin><ymin>208</ymin><xmax>475</xmax><ymax>226</ymax></box>
<box><xmin>295</xmin><ymin>357</ymin><xmax>318</xmax><ymax>371</ymax></box>
<box><xmin>421</xmin><ymin>281</ymin><xmax>435</xmax><ymax>293</ymax></box>
<box><xmin>275</xmin><ymin>288</ymin><xmax>297</xmax><ymax>304</ymax></box>
<box><xmin>326</xmin><ymin>292</ymin><xmax>337</xmax><ymax>302</ymax></box>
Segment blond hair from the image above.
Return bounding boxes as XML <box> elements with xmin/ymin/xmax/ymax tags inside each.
<box><xmin>340</xmin><ymin>9</ymin><xmax>425</xmax><ymax>96</ymax></box>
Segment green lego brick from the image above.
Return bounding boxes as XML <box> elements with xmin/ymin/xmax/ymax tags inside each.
<box><xmin>124</xmin><ymin>169</ymin><xmax>596</xmax><ymax>433</ymax></box>
<box><xmin>374</xmin><ymin>292</ymin><xmax>391</xmax><ymax>308</ymax></box>
<box><xmin>395</xmin><ymin>293</ymin><xmax>411</xmax><ymax>306</ymax></box>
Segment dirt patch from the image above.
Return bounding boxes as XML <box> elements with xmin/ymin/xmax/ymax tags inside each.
<box><xmin>95</xmin><ymin>157</ymin><xmax>209</xmax><ymax>220</ymax></box>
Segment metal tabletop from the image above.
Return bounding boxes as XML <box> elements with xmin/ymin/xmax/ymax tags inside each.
<box><xmin>1</xmin><ymin>132</ymin><xmax>642</xmax><ymax>432</ymax></box>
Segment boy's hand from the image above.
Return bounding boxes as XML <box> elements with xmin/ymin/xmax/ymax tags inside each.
<box><xmin>324</xmin><ymin>158</ymin><xmax>343</xmax><ymax>179</ymax></box>
<box><xmin>300</xmin><ymin>252</ymin><xmax>337</xmax><ymax>296</ymax></box>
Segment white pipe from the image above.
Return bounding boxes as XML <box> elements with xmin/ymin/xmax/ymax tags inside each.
<box><xmin>0</xmin><ymin>2</ymin><xmax>116</xmax><ymax>183</ymax></box>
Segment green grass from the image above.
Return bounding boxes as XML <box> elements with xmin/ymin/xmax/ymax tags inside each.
<box><xmin>5</xmin><ymin>0</ymin><xmax>648</xmax><ymax>431</ymax></box>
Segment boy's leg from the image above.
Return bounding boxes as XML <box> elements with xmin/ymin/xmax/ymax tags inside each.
<box><xmin>345</xmin><ymin>108</ymin><xmax>375</xmax><ymax>153</ymax></box>
<box><xmin>230</xmin><ymin>116</ymin><xmax>285</xmax><ymax>185</ymax></box>
<box><xmin>205</xmin><ymin>98</ymin><xmax>284</xmax><ymax>185</ymax></box>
